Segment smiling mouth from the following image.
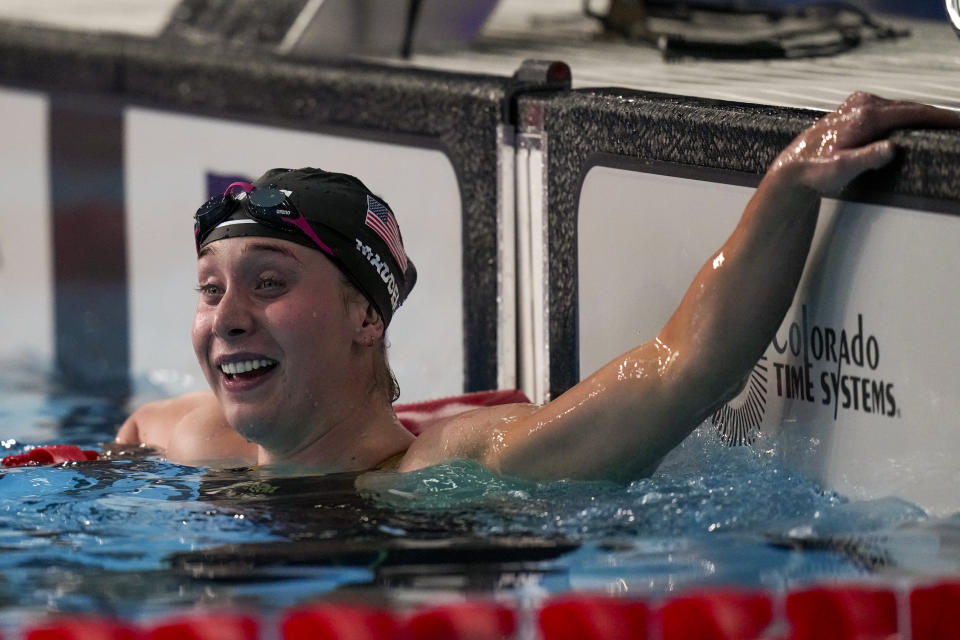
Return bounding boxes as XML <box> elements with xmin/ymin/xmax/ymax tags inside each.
<box><xmin>219</xmin><ymin>358</ymin><xmax>278</xmax><ymax>381</ymax></box>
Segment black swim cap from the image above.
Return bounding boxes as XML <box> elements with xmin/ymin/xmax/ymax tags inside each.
<box><xmin>200</xmin><ymin>168</ymin><xmax>416</xmax><ymax>326</ymax></box>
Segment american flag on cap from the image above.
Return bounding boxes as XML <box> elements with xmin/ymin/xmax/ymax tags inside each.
<box><xmin>365</xmin><ymin>195</ymin><xmax>407</xmax><ymax>271</ymax></box>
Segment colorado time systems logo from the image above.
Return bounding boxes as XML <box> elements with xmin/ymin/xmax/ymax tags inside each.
<box><xmin>711</xmin><ymin>305</ymin><xmax>901</xmax><ymax>446</ymax></box>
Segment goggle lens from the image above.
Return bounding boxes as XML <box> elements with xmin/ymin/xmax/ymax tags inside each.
<box><xmin>247</xmin><ymin>188</ymin><xmax>286</xmax><ymax>210</ymax></box>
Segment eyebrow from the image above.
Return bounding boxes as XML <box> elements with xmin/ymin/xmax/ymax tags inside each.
<box><xmin>196</xmin><ymin>241</ymin><xmax>304</xmax><ymax>265</ymax></box>
<box><xmin>242</xmin><ymin>242</ymin><xmax>303</xmax><ymax>264</ymax></box>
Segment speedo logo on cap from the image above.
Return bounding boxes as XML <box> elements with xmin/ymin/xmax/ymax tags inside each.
<box><xmin>356</xmin><ymin>239</ymin><xmax>400</xmax><ymax>310</ymax></box>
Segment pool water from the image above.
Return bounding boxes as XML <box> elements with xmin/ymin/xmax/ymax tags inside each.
<box><xmin>0</xmin><ymin>364</ymin><xmax>957</xmax><ymax>622</ymax></box>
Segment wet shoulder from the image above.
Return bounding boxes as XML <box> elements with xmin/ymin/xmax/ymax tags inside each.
<box><xmin>117</xmin><ymin>391</ymin><xmax>211</xmax><ymax>449</ymax></box>
<box><xmin>119</xmin><ymin>390</ymin><xmax>256</xmax><ymax>466</ymax></box>
<box><xmin>398</xmin><ymin>402</ymin><xmax>539</xmax><ymax>472</ymax></box>
<box><xmin>165</xmin><ymin>394</ymin><xmax>258</xmax><ymax>466</ymax></box>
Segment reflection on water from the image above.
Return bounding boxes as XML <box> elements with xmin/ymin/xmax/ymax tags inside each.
<box><xmin>0</xmin><ymin>365</ymin><xmax>957</xmax><ymax>618</ymax></box>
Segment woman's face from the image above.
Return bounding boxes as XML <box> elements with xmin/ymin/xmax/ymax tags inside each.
<box><xmin>191</xmin><ymin>237</ymin><xmax>361</xmax><ymax>454</ymax></box>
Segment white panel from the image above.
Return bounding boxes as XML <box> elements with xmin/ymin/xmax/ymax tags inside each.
<box><xmin>125</xmin><ymin>108</ymin><xmax>463</xmax><ymax>403</ymax></box>
<box><xmin>579</xmin><ymin>169</ymin><xmax>749</xmax><ymax>374</ymax></box>
<box><xmin>762</xmin><ymin>202</ymin><xmax>960</xmax><ymax>515</ymax></box>
<box><xmin>0</xmin><ymin>89</ymin><xmax>52</xmax><ymax>365</ymax></box>
<box><xmin>578</xmin><ymin>165</ymin><xmax>960</xmax><ymax>515</ymax></box>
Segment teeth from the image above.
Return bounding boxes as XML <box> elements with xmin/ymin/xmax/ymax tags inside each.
<box><xmin>220</xmin><ymin>359</ymin><xmax>276</xmax><ymax>375</ymax></box>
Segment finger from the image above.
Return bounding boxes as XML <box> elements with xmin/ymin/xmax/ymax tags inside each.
<box><xmin>837</xmin><ymin>91</ymin><xmax>956</xmax><ymax>123</ymax></box>
<box><xmin>850</xmin><ymin>139</ymin><xmax>896</xmax><ymax>171</ymax></box>
<box><xmin>812</xmin><ymin>140</ymin><xmax>895</xmax><ymax>194</ymax></box>
<box><xmin>843</xmin><ymin>101</ymin><xmax>960</xmax><ymax>147</ymax></box>
<box><xmin>873</xmin><ymin>100</ymin><xmax>960</xmax><ymax>131</ymax></box>
<box><xmin>835</xmin><ymin>140</ymin><xmax>896</xmax><ymax>177</ymax></box>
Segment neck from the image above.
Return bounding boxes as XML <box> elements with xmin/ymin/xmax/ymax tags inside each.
<box><xmin>256</xmin><ymin>392</ymin><xmax>414</xmax><ymax>470</ymax></box>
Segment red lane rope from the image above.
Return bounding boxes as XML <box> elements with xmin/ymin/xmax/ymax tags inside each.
<box><xmin>20</xmin><ymin>580</ymin><xmax>959</xmax><ymax>640</ymax></box>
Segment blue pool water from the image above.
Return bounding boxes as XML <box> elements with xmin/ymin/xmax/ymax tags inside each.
<box><xmin>0</xmin><ymin>364</ymin><xmax>956</xmax><ymax>622</ymax></box>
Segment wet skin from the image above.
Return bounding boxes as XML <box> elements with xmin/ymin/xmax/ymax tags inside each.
<box><xmin>119</xmin><ymin>94</ymin><xmax>960</xmax><ymax>480</ymax></box>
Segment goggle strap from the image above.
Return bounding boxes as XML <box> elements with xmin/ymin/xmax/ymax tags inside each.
<box><xmin>284</xmin><ymin>217</ymin><xmax>335</xmax><ymax>257</ymax></box>
<box><xmin>224</xmin><ymin>181</ymin><xmax>254</xmax><ymax>197</ymax></box>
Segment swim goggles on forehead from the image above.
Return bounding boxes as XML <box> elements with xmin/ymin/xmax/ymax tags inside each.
<box><xmin>193</xmin><ymin>181</ymin><xmax>334</xmax><ymax>256</ymax></box>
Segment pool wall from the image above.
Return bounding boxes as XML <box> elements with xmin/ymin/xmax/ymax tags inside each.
<box><xmin>1</xmin><ymin>16</ymin><xmax>959</xmax><ymax>512</ymax></box>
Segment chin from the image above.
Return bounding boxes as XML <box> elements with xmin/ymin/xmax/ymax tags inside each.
<box><xmin>223</xmin><ymin>408</ymin><xmax>274</xmax><ymax>447</ymax></box>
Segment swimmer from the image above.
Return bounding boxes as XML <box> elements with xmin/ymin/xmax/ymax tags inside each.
<box><xmin>116</xmin><ymin>93</ymin><xmax>960</xmax><ymax>479</ymax></box>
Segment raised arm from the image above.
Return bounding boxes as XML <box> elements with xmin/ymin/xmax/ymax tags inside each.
<box><xmin>440</xmin><ymin>93</ymin><xmax>960</xmax><ymax>482</ymax></box>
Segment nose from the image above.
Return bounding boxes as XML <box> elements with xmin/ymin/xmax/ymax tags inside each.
<box><xmin>212</xmin><ymin>287</ymin><xmax>255</xmax><ymax>340</ymax></box>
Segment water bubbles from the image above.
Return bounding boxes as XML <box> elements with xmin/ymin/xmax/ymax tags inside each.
<box><xmin>614</xmin><ymin>507</ymin><xmax>636</xmax><ymax>523</ymax></box>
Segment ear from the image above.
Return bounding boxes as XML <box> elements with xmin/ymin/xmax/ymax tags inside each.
<box><xmin>352</xmin><ymin>301</ymin><xmax>384</xmax><ymax>347</ymax></box>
